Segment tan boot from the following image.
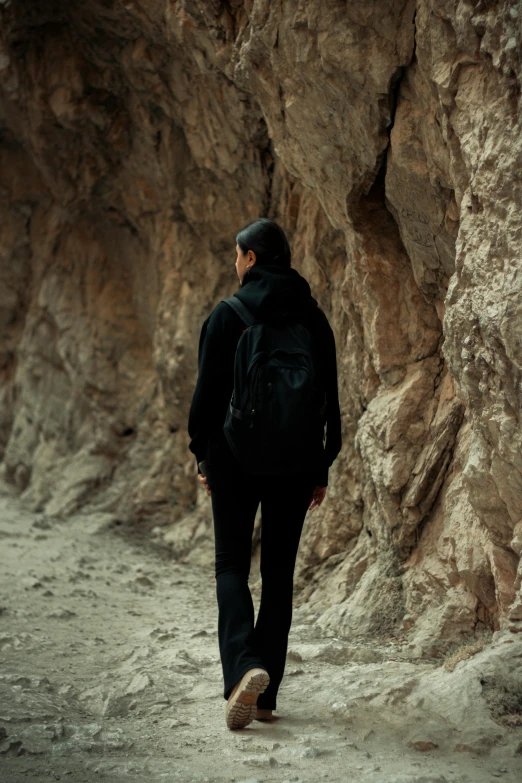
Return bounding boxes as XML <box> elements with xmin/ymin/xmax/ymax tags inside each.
<box><xmin>225</xmin><ymin>668</ymin><xmax>270</xmax><ymax>730</ymax></box>
<box><xmin>254</xmin><ymin>708</ymin><xmax>274</xmax><ymax>721</ymax></box>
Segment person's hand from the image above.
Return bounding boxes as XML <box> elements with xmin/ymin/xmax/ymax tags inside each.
<box><xmin>309</xmin><ymin>485</ymin><xmax>327</xmax><ymax>510</ymax></box>
<box><xmin>198</xmin><ymin>474</ymin><xmax>211</xmax><ymax>496</ymax></box>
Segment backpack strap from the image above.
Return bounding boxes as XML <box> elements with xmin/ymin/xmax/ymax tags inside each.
<box><xmin>222</xmin><ymin>296</ymin><xmax>260</xmax><ymax>327</ymax></box>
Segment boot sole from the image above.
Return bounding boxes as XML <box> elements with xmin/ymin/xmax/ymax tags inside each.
<box><xmin>225</xmin><ymin>668</ymin><xmax>270</xmax><ymax>730</ymax></box>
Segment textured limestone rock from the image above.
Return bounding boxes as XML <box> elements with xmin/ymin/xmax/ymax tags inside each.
<box><xmin>0</xmin><ymin>0</ymin><xmax>521</xmax><ymax>653</ymax></box>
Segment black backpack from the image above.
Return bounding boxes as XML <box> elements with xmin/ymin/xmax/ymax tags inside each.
<box><xmin>221</xmin><ymin>296</ymin><xmax>327</xmax><ymax>474</ymax></box>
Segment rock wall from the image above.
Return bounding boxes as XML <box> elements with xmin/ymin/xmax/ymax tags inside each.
<box><xmin>0</xmin><ymin>0</ymin><xmax>521</xmax><ymax>654</ymax></box>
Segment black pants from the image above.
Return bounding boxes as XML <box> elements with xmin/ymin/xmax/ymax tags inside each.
<box><xmin>210</xmin><ymin>470</ymin><xmax>317</xmax><ymax>711</ymax></box>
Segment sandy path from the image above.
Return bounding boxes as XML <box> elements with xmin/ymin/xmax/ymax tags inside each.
<box><xmin>1</xmin><ymin>488</ymin><xmax>521</xmax><ymax>783</ymax></box>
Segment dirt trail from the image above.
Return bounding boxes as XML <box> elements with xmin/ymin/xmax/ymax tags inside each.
<box><xmin>1</xmin><ymin>486</ymin><xmax>522</xmax><ymax>783</ymax></box>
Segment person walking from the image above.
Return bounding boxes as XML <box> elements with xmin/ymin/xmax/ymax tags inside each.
<box><xmin>187</xmin><ymin>218</ymin><xmax>342</xmax><ymax>730</ymax></box>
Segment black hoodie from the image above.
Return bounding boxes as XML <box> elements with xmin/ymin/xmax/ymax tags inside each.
<box><xmin>187</xmin><ymin>263</ymin><xmax>342</xmax><ymax>487</ymax></box>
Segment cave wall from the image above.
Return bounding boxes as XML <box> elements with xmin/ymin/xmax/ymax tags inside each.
<box><xmin>0</xmin><ymin>0</ymin><xmax>521</xmax><ymax>654</ymax></box>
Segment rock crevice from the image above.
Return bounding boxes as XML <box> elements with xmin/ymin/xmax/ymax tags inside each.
<box><xmin>0</xmin><ymin>0</ymin><xmax>521</xmax><ymax>651</ymax></box>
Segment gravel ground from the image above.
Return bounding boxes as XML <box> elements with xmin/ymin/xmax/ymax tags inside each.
<box><xmin>1</xmin><ymin>487</ymin><xmax>521</xmax><ymax>783</ymax></box>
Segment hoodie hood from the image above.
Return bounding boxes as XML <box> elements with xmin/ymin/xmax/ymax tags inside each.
<box><xmin>233</xmin><ymin>263</ymin><xmax>318</xmax><ymax>325</ymax></box>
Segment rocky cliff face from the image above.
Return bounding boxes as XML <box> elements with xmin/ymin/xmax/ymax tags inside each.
<box><xmin>1</xmin><ymin>0</ymin><xmax>521</xmax><ymax>655</ymax></box>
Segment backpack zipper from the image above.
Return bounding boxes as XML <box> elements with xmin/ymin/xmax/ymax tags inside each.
<box><xmin>249</xmin><ymin>358</ymin><xmax>263</xmax><ymax>422</ymax></box>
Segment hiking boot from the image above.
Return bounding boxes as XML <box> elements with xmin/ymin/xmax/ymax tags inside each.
<box><xmin>225</xmin><ymin>668</ymin><xmax>270</xmax><ymax>730</ymax></box>
<box><xmin>254</xmin><ymin>708</ymin><xmax>275</xmax><ymax>721</ymax></box>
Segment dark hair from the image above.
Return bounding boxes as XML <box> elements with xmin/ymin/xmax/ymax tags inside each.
<box><xmin>235</xmin><ymin>218</ymin><xmax>291</xmax><ymax>267</ymax></box>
